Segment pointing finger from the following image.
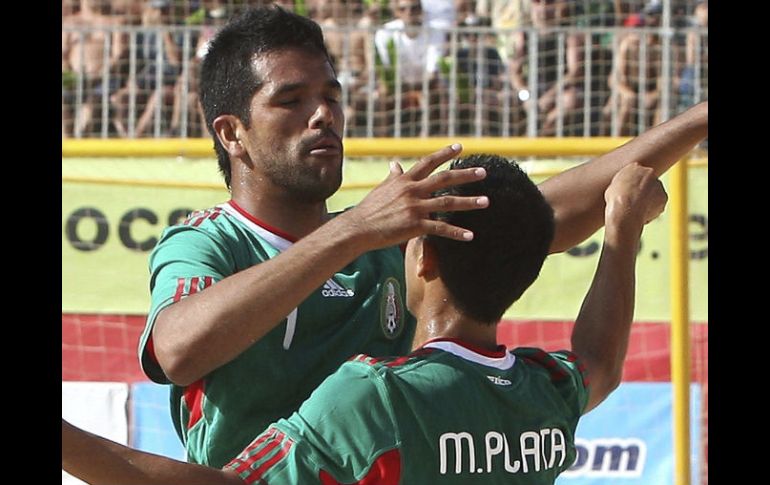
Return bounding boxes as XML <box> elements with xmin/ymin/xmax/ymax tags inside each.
<box><xmin>407</xmin><ymin>143</ymin><xmax>463</xmax><ymax>180</ymax></box>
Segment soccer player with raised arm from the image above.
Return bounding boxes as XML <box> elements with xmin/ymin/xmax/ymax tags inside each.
<box><xmin>134</xmin><ymin>5</ymin><xmax>707</xmax><ymax>468</ymax></box>
<box><xmin>64</xmin><ymin>153</ymin><xmax>669</xmax><ymax>484</ymax></box>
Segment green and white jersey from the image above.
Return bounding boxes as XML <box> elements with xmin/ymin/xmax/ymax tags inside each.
<box><xmin>225</xmin><ymin>338</ymin><xmax>589</xmax><ymax>485</ymax></box>
<box><xmin>138</xmin><ymin>200</ymin><xmax>414</xmax><ymax>468</ymax></box>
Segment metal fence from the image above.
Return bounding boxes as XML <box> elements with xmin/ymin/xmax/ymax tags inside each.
<box><xmin>62</xmin><ymin>24</ymin><xmax>707</xmax><ymax>139</ymax></box>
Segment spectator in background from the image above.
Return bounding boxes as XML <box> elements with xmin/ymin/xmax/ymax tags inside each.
<box><xmin>169</xmin><ymin>1</ymin><xmax>229</xmax><ymax>137</ymax></box>
<box><xmin>421</xmin><ymin>0</ymin><xmax>457</xmax><ymax>32</ymax></box>
<box><xmin>111</xmin><ymin>0</ymin><xmax>144</xmax><ymax>26</ymax></box>
<box><xmin>111</xmin><ymin>0</ymin><xmax>183</xmax><ymax>138</ymax></box>
<box><xmin>451</xmin><ymin>15</ymin><xmax>510</xmax><ymax>136</ymax></box>
<box><xmin>602</xmin><ymin>0</ymin><xmax>664</xmax><ymax>135</ymax></box>
<box><xmin>574</xmin><ymin>0</ymin><xmax>619</xmax><ymax>135</ymax></box>
<box><xmin>677</xmin><ymin>0</ymin><xmax>707</xmax><ymax>111</ymax></box>
<box><xmin>314</xmin><ymin>0</ymin><xmax>384</xmax><ymax>137</ymax></box>
<box><xmin>374</xmin><ymin>0</ymin><xmax>445</xmax><ymax>135</ymax></box>
<box><xmin>62</xmin><ymin>0</ymin><xmax>127</xmax><ymax>137</ymax></box>
<box><xmin>477</xmin><ymin>0</ymin><xmax>530</xmax><ymax>61</ymax></box>
<box><xmin>509</xmin><ymin>0</ymin><xmax>585</xmax><ymax>136</ymax></box>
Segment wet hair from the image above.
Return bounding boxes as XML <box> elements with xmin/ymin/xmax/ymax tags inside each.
<box><xmin>199</xmin><ymin>6</ymin><xmax>331</xmax><ymax>188</ymax></box>
<box><xmin>428</xmin><ymin>154</ymin><xmax>555</xmax><ymax>323</ymax></box>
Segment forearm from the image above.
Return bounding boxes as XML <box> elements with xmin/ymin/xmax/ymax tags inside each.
<box><xmin>571</xmin><ymin>221</ymin><xmax>640</xmax><ymax>413</ymax></box>
<box><xmin>62</xmin><ymin>420</ymin><xmax>241</xmax><ymax>485</ymax></box>
<box><xmin>540</xmin><ymin>101</ymin><xmax>707</xmax><ymax>253</ymax></box>
<box><xmin>153</xmin><ymin>217</ymin><xmax>369</xmax><ymax>385</ymax></box>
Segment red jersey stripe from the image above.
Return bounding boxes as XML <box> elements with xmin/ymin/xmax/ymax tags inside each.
<box><xmin>319</xmin><ymin>448</ymin><xmax>401</xmax><ymax>485</ymax></box>
<box><xmin>173</xmin><ymin>278</ymin><xmax>185</xmax><ymax>302</ymax></box>
<box><xmin>385</xmin><ymin>348</ymin><xmax>434</xmax><ymax>368</ymax></box>
<box><xmin>243</xmin><ymin>436</ymin><xmax>295</xmax><ymax>484</ymax></box>
<box><xmin>227</xmin><ymin>428</ymin><xmax>278</xmax><ymax>472</ymax></box>
<box><xmin>188</xmin><ymin>277</ymin><xmax>200</xmax><ymax>295</ymax></box>
<box><xmin>236</xmin><ymin>430</ymin><xmax>287</xmax><ymax>474</ymax></box>
<box><xmin>145</xmin><ymin>336</ymin><xmax>158</xmax><ymax>364</ymax></box>
<box><xmin>183</xmin><ymin>379</ymin><xmax>205</xmax><ymax>429</ymax></box>
<box><xmin>192</xmin><ymin>211</ymin><xmax>209</xmax><ymax>227</ymax></box>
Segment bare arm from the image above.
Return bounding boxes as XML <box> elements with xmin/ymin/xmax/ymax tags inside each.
<box><xmin>152</xmin><ymin>145</ymin><xmax>489</xmax><ymax>385</ymax></box>
<box><xmin>62</xmin><ymin>419</ymin><xmax>242</xmax><ymax>485</ymax></box>
<box><xmin>539</xmin><ymin>33</ymin><xmax>584</xmax><ymax>111</ymax></box>
<box><xmin>539</xmin><ymin>100</ymin><xmax>707</xmax><ymax>253</ymax></box>
<box><xmin>571</xmin><ymin>164</ymin><xmax>667</xmax><ymax>413</ymax></box>
<box><xmin>615</xmin><ymin>36</ymin><xmax>639</xmax><ymax>98</ymax></box>
<box><xmin>564</xmin><ymin>33</ymin><xmax>584</xmax><ymax>87</ymax></box>
<box><xmin>508</xmin><ymin>31</ymin><xmax>528</xmax><ymax>93</ymax></box>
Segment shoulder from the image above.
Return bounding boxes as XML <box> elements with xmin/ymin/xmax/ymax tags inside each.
<box><xmin>295</xmin><ymin>359</ymin><xmax>402</xmax><ymax>430</ymax></box>
<box><xmin>513</xmin><ymin>348</ymin><xmax>587</xmax><ymax>382</ymax></box>
<box><xmin>513</xmin><ymin>347</ymin><xmax>590</xmax><ymax>413</ymax></box>
<box><xmin>150</xmin><ymin>205</ymin><xmax>244</xmax><ymax>262</ymax></box>
<box><xmin>376</xmin><ymin>19</ymin><xmax>404</xmax><ymax>39</ymax></box>
<box><xmin>346</xmin><ymin>347</ymin><xmax>438</xmax><ymax>373</ymax></box>
<box><xmin>156</xmin><ymin>205</ymin><xmax>240</xmax><ymax>243</ymax></box>
<box><xmin>172</xmin><ymin>205</ymin><xmax>233</xmax><ymax>230</ymax></box>
<box><xmin>384</xmin><ymin>19</ymin><xmax>405</xmax><ymax>30</ymax></box>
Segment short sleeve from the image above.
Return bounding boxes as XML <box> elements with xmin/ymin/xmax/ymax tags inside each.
<box><xmin>513</xmin><ymin>347</ymin><xmax>590</xmax><ymax>416</ymax></box>
<box><xmin>138</xmin><ymin>225</ymin><xmax>234</xmax><ymax>383</ymax></box>
<box><xmin>225</xmin><ymin>362</ymin><xmax>401</xmax><ymax>484</ymax></box>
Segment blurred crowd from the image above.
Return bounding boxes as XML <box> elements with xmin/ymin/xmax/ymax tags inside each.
<box><xmin>62</xmin><ymin>0</ymin><xmax>708</xmax><ymax>138</ymax></box>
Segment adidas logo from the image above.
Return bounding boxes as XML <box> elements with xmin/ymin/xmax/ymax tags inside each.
<box><xmin>487</xmin><ymin>375</ymin><xmax>512</xmax><ymax>386</ymax></box>
<box><xmin>322</xmin><ymin>279</ymin><xmax>355</xmax><ymax>298</ymax></box>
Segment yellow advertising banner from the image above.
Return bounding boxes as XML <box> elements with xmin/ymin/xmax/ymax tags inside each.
<box><xmin>63</xmin><ymin>157</ymin><xmax>707</xmax><ymax>321</ymax></box>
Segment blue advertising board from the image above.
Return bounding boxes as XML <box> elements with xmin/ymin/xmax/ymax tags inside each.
<box><xmin>129</xmin><ymin>381</ymin><xmax>702</xmax><ymax>484</ymax></box>
<box><xmin>558</xmin><ymin>382</ymin><xmax>702</xmax><ymax>484</ymax></box>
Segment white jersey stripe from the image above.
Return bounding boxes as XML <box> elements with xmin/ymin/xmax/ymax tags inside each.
<box><xmin>424</xmin><ymin>341</ymin><xmax>516</xmax><ymax>370</ymax></box>
<box><xmin>219</xmin><ymin>203</ymin><xmax>293</xmax><ymax>252</ymax></box>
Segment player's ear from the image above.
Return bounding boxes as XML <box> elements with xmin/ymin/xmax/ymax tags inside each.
<box><xmin>417</xmin><ymin>238</ymin><xmax>440</xmax><ymax>281</ymax></box>
<box><xmin>213</xmin><ymin>114</ymin><xmax>247</xmax><ymax>159</ymax></box>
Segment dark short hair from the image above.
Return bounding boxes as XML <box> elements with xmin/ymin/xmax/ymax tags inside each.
<box><xmin>428</xmin><ymin>154</ymin><xmax>555</xmax><ymax>323</ymax></box>
<box><xmin>199</xmin><ymin>6</ymin><xmax>331</xmax><ymax>188</ymax></box>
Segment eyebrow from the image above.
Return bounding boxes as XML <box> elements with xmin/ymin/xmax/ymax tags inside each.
<box><xmin>271</xmin><ymin>79</ymin><xmax>342</xmax><ymax>97</ymax></box>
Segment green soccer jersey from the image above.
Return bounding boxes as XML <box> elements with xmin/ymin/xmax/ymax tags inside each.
<box><xmin>225</xmin><ymin>338</ymin><xmax>589</xmax><ymax>485</ymax></box>
<box><xmin>138</xmin><ymin>201</ymin><xmax>414</xmax><ymax>468</ymax></box>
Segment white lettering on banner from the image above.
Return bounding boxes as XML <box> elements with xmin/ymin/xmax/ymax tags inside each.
<box><xmin>562</xmin><ymin>438</ymin><xmax>646</xmax><ymax>478</ymax></box>
<box><xmin>440</xmin><ymin>428</ymin><xmax>568</xmax><ymax>475</ymax></box>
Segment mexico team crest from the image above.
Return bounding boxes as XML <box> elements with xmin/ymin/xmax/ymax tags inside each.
<box><xmin>379</xmin><ymin>277</ymin><xmax>405</xmax><ymax>339</ymax></box>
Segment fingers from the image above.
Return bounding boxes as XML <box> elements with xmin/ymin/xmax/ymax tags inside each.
<box><xmin>643</xmin><ymin>179</ymin><xmax>668</xmax><ymax>224</ymax></box>
<box><xmin>422</xmin><ymin>220</ymin><xmax>476</xmax><ymax>242</ymax></box>
<box><xmin>419</xmin><ymin>166</ymin><xmax>487</xmax><ymax>193</ymax></box>
<box><xmin>423</xmin><ymin>195</ymin><xmax>490</xmax><ymax>213</ymax></box>
<box><xmin>407</xmin><ymin>143</ymin><xmax>463</xmax><ymax>180</ymax></box>
<box><xmin>417</xmin><ymin>196</ymin><xmax>490</xmax><ymax>243</ymax></box>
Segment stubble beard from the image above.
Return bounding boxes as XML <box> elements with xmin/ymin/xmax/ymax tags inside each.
<box><xmin>267</xmin><ymin>155</ymin><xmax>343</xmax><ymax>204</ymax></box>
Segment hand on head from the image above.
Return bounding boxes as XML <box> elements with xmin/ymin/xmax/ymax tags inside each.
<box><xmin>344</xmin><ymin>144</ymin><xmax>490</xmax><ymax>250</ymax></box>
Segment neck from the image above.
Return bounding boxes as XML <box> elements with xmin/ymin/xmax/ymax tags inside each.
<box><xmin>231</xmin><ymin>185</ymin><xmax>329</xmax><ymax>240</ymax></box>
<box><xmin>411</xmin><ymin>286</ymin><xmax>499</xmax><ymax>352</ymax></box>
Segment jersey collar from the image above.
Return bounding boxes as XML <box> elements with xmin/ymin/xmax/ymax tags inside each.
<box><xmin>421</xmin><ymin>338</ymin><xmax>515</xmax><ymax>370</ymax></box>
<box><xmin>221</xmin><ymin>201</ymin><xmax>297</xmax><ymax>251</ymax></box>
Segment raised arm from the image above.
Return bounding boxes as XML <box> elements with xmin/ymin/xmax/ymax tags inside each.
<box><xmin>62</xmin><ymin>419</ymin><xmax>242</xmax><ymax>485</ymax></box>
<box><xmin>571</xmin><ymin>163</ymin><xmax>668</xmax><ymax>413</ymax></box>
<box><xmin>151</xmin><ymin>145</ymin><xmax>489</xmax><ymax>385</ymax></box>
<box><xmin>540</xmin><ymin>101</ymin><xmax>707</xmax><ymax>253</ymax></box>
